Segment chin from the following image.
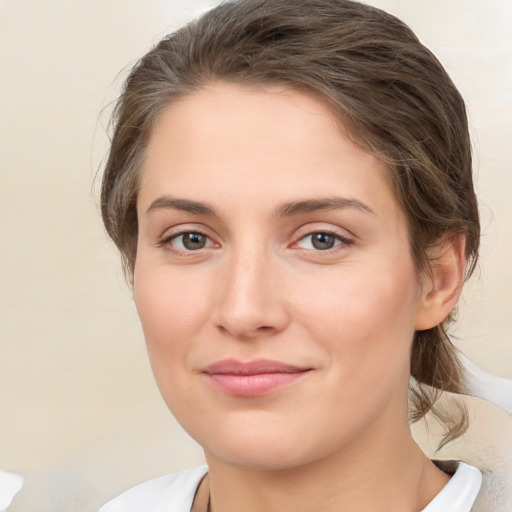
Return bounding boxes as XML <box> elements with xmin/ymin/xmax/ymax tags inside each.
<box><xmin>194</xmin><ymin>417</ymin><xmax>343</xmax><ymax>472</ymax></box>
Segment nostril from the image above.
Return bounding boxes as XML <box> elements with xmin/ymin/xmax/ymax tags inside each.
<box><xmin>216</xmin><ymin>323</ymin><xmax>275</xmax><ymax>337</ymax></box>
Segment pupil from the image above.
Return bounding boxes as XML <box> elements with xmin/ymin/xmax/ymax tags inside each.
<box><xmin>312</xmin><ymin>233</ymin><xmax>335</xmax><ymax>250</ymax></box>
<box><xmin>183</xmin><ymin>233</ymin><xmax>206</xmax><ymax>250</ymax></box>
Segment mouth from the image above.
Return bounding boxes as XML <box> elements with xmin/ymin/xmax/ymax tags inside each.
<box><xmin>201</xmin><ymin>359</ymin><xmax>313</xmax><ymax>397</ymax></box>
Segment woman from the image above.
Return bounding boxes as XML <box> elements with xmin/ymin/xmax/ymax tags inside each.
<box><xmin>99</xmin><ymin>0</ymin><xmax>484</xmax><ymax>510</ymax></box>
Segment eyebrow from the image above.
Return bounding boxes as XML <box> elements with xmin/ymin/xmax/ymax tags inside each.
<box><xmin>274</xmin><ymin>197</ymin><xmax>376</xmax><ymax>217</ymax></box>
<box><xmin>146</xmin><ymin>196</ymin><xmax>218</xmax><ymax>216</ymax></box>
<box><xmin>146</xmin><ymin>195</ymin><xmax>375</xmax><ymax>217</ymax></box>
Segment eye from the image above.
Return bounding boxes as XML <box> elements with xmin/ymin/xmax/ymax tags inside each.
<box><xmin>296</xmin><ymin>232</ymin><xmax>349</xmax><ymax>251</ymax></box>
<box><xmin>167</xmin><ymin>231</ymin><xmax>214</xmax><ymax>251</ymax></box>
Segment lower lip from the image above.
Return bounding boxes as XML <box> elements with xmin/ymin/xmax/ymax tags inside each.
<box><xmin>204</xmin><ymin>371</ymin><xmax>310</xmax><ymax>397</ymax></box>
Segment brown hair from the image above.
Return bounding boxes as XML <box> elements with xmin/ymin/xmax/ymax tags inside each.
<box><xmin>101</xmin><ymin>0</ymin><xmax>480</xmax><ymax>445</ymax></box>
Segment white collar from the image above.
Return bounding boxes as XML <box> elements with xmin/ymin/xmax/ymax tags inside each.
<box><xmin>421</xmin><ymin>461</ymin><xmax>482</xmax><ymax>512</ymax></box>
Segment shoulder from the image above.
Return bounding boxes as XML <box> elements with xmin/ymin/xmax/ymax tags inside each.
<box><xmin>98</xmin><ymin>466</ymin><xmax>208</xmax><ymax>512</ymax></box>
<box><xmin>422</xmin><ymin>461</ymin><xmax>482</xmax><ymax>512</ymax></box>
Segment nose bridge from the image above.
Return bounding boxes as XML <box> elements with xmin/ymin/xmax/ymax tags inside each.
<box><xmin>214</xmin><ymin>238</ymin><xmax>288</xmax><ymax>338</ymax></box>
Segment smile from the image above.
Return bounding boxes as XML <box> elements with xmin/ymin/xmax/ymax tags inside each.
<box><xmin>201</xmin><ymin>359</ymin><xmax>312</xmax><ymax>397</ymax></box>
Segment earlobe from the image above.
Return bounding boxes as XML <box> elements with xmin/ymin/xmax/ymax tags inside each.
<box><xmin>415</xmin><ymin>235</ymin><xmax>466</xmax><ymax>331</ymax></box>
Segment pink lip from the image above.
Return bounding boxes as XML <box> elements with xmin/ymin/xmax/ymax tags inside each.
<box><xmin>201</xmin><ymin>359</ymin><xmax>312</xmax><ymax>397</ymax></box>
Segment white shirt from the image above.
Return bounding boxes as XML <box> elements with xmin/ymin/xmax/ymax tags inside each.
<box><xmin>0</xmin><ymin>471</ymin><xmax>24</xmax><ymax>512</ymax></box>
<box><xmin>99</xmin><ymin>462</ymin><xmax>482</xmax><ymax>512</ymax></box>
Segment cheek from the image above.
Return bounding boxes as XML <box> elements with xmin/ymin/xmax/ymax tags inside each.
<box><xmin>133</xmin><ymin>263</ymin><xmax>211</xmax><ymax>373</ymax></box>
<box><xmin>293</xmin><ymin>263</ymin><xmax>419</xmax><ymax>383</ymax></box>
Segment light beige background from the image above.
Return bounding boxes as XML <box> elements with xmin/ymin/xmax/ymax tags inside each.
<box><xmin>1</xmin><ymin>1</ymin><xmax>511</xmax><ymax>511</ymax></box>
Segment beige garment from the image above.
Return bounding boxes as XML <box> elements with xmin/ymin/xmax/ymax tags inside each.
<box><xmin>412</xmin><ymin>392</ymin><xmax>512</xmax><ymax>512</ymax></box>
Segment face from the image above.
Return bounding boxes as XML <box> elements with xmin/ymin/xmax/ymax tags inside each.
<box><xmin>134</xmin><ymin>82</ymin><xmax>427</xmax><ymax>470</ymax></box>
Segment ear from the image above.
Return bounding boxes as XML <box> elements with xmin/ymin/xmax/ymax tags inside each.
<box><xmin>415</xmin><ymin>234</ymin><xmax>466</xmax><ymax>331</ymax></box>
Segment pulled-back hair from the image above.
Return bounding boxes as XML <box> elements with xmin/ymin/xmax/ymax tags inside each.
<box><xmin>101</xmin><ymin>0</ymin><xmax>480</xmax><ymax>445</ymax></box>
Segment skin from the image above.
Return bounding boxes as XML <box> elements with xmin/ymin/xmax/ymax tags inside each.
<box><xmin>134</xmin><ymin>82</ymin><xmax>465</xmax><ymax>512</ymax></box>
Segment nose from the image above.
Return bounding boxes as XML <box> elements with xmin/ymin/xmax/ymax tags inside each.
<box><xmin>213</xmin><ymin>249</ymin><xmax>290</xmax><ymax>340</ymax></box>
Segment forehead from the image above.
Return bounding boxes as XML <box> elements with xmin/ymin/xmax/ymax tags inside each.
<box><xmin>139</xmin><ymin>82</ymin><xmax>402</xmax><ymax>224</ymax></box>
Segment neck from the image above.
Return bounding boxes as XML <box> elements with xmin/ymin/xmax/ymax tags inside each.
<box><xmin>202</xmin><ymin>420</ymin><xmax>449</xmax><ymax>512</ymax></box>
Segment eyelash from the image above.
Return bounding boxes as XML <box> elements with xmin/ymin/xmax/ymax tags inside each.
<box><xmin>158</xmin><ymin>228</ymin><xmax>353</xmax><ymax>255</ymax></box>
<box><xmin>158</xmin><ymin>230</ymin><xmax>215</xmax><ymax>254</ymax></box>
<box><xmin>294</xmin><ymin>230</ymin><xmax>353</xmax><ymax>252</ymax></box>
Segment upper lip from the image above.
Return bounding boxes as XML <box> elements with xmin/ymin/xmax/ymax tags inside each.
<box><xmin>202</xmin><ymin>358</ymin><xmax>311</xmax><ymax>375</ymax></box>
